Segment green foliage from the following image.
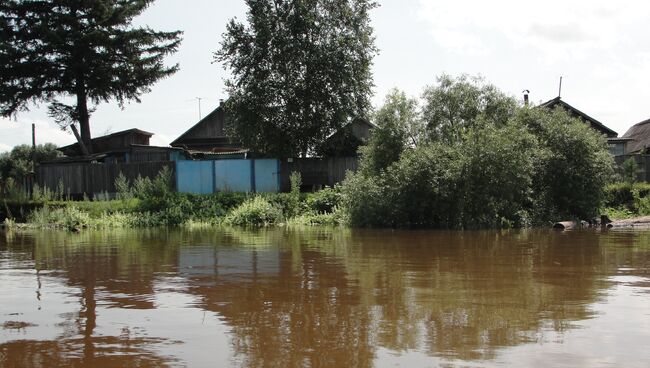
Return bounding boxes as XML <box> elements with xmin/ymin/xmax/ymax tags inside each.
<box><xmin>283</xmin><ymin>171</ymin><xmax>302</xmax><ymax>217</ymax></box>
<box><xmin>421</xmin><ymin>74</ymin><xmax>518</xmax><ymax>144</ymax></box>
<box><xmin>359</xmin><ymin>89</ymin><xmax>421</xmax><ymax>176</ymax></box>
<box><xmin>215</xmin><ymin>0</ymin><xmax>378</xmax><ymax>156</ymax></box>
<box><xmin>287</xmin><ymin>211</ymin><xmax>341</xmax><ymax>226</ymax></box>
<box><xmin>0</xmin><ymin>0</ymin><xmax>182</xmax><ymax>148</ymax></box>
<box><xmin>27</xmin><ymin>205</ymin><xmax>92</xmax><ymax>231</ymax></box>
<box><xmin>131</xmin><ymin>166</ymin><xmax>174</xmax><ymax>210</ymax></box>
<box><xmin>341</xmin><ymin>75</ymin><xmax>615</xmax><ymax>228</ymax></box>
<box><xmin>603</xmin><ymin>182</ymin><xmax>650</xmax><ymax>218</ymax></box>
<box><xmin>115</xmin><ymin>173</ymin><xmax>133</xmax><ymax>200</ymax></box>
<box><xmin>622</xmin><ymin>157</ymin><xmax>638</xmax><ymax>184</ymax></box>
<box><xmin>224</xmin><ymin>196</ymin><xmax>283</xmax><ymax>227</ymax></box>
<box><xmin>306</xmin><ymin>187</ymin><xmax>341</xmax><ymax>214</ymax></box>
<box><xmin>0</xmin><ymin>144</ymin><xmax>62</xmax><ymax>195</ymax></box>
<box><xmin>515</xmin><ymin>107</ymin><xmax>615</xmax><ymax>221</ymax></box>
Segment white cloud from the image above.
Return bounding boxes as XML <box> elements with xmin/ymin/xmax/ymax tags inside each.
<box><xmin>417</xmin><ymin>0</ymin><xmax>650</xmax><ymax>59</ymax></box>
<box><xmin>150</xmin><ymin>133</ymin><xmax>173</xmax><ymax>147</ymax></box>
<box><xmin>0</xmin><ymin>118</ymin><xmax>75</xmax><ymax>150</ymax></box>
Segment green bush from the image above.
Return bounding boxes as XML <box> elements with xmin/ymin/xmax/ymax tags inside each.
<box><xmin>27</xmin><ymin>205</ymin><xmax>92</xmax><ymax>231</ymax></box>
<box><xmin>340</xmin><ymin>77</ymin><xmax>615</xmax><ymax>228</ymax></box>
<box><xmin>604</xmin><ymin>182</ymin><xmax>650</xmax><ymax>210</ymax></box>
<box><xmin>306</xmin><ymin>187</ymin><xmax>341</xmax><ymax>214</ymax></box>
<box><xmin>223</xmin><ymin>196</ymin><xmax>283</xmax><ymax>226</ymax></box>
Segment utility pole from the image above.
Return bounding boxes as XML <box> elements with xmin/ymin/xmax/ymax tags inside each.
<box><xmin>31</xmin><ymin>123</ymin><xmax>36</xmax><ymax>172</ymax></box>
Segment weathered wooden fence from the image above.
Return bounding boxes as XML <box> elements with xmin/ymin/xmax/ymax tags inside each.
<box><xmin>35</xmin><ymin>157</ymin><xmax>360</xmax><ymax>196</ymax></box>
<box><xmin>280</xmin><ymin>157</ymin><xmax>359</xmax><ymax>191</ymax></box>
<box><xmin>36</xmin><ymin>161</ymin><xmax>175</xmax><ymax>197</ymax></box>
<box><xmin>614</xmin><ymin>155</ymin><xmax>650</xmax><ymax>182</ymax></box>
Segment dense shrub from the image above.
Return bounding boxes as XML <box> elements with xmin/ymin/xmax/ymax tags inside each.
<box><xmin>223</xmin><ymin>196</ymin><xmax>283</xmax><ymax>226</ymax></box>
<box><xmin>604</xmin><ymin>182</ymin><xmax>650</xmax><ymax>218</ymax></box>
<box><xmin>28</xmin><ymin>205</ymin><xmax>92</xmax><ymax>231</ymax></box>
<box><xmin>306</xmin><ymin>187</ymin><xmax>341</xmax><ymax>214</ymax></box>
<box><xmin>340</xmin><ymin>76</ymin><xmax>616</xmax><ymax>228</ymax></box>
<box><xmin>516</xmin><ymin>108</ymin><xmax>614</xmax><ymax>221</ymax></box>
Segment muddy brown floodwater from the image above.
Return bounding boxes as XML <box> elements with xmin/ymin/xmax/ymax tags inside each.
<box><xmin>1</xmin><ymin>227</ymin><xmax>649</xmax><ymax>367</ymax></box>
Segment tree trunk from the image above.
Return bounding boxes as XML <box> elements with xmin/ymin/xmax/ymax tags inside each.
<box><xmin>76</xmin><ymin>87</ymin><xmax>92</xmax><ymax>154</ymax></box>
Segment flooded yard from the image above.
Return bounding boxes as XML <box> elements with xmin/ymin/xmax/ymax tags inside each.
<box><xmin>1</xmin><ymin>228</ymin><xmax>649</xmax><ymax>367</ymax></box>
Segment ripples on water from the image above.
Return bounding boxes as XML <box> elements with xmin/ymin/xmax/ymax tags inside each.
<box><xmin>1</xmin><ymin>228</ymin><xmax>649</xmax><ymax>367</ymax></box>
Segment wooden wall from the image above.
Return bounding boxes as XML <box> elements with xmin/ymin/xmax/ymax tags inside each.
<box><xmin>35</xmin><ymin>157</ymin><xmax>359</xmax><ymax>196</ymax></box>
<box><xmin>36</xmin><ymin>161</ymin><xmax>175</xmax><ymax>196</ymax></box>
<box><xmin>280</xmin><ymin>157</ymin><xmax>358</xmax><ymax>191</ymax></box>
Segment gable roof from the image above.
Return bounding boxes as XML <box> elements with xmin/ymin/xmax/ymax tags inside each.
<box><xmin>622</xmin><ymin>119</ymin><xmax>650</xmax><ymax>153</ymax></box>
<box><xmin>58</xmin><ymin>128</ymin><xmax>154</xmax><ymax>156</ymax></box>
<box><xmin>171</xmin><ymin>105</ymin><xmax>226</xmax><ymax>147</ymax></box>
<box><xmin>539</xmin><ymin>97</ymin><xmax>618</xmax><ymax>137</ymax></box>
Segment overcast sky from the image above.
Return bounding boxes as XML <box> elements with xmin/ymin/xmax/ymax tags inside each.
<box><xmin>2</xmin><ymin>0</ymin><xmax>650</xmax><ymax>152</ymax></box>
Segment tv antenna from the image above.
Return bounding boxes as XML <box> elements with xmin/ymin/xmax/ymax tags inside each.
<box><xmin>195</xmin><ymin>97</ymin><xmax>203</xmax><ymax>120</ymax></box>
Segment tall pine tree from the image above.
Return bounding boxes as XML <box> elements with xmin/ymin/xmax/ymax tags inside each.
<box><xmin>216</xmin><ymin>0</ymin><xmax>377</xmax><ymax>157</ymax></box>
<box><xmin>0</xmin><ymin>0</ymin><xmax>182</xmax><ymax>153</ymax></box>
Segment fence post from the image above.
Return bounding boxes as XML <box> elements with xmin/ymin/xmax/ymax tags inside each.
<box><xmin>250</xmin><ymin>159</ymin><xmax>256</xmax><ymax>193</ymax></box>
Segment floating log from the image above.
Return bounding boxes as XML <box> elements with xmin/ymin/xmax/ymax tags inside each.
<box><xmin>606</xmin><ymin>216</ymin><xmax>650</xmax><ymax>228</ymax></box>
<box><xmin>553</xmin><ymin>221</ymin><xmax>578</xmax><ymax>230</ymax></box>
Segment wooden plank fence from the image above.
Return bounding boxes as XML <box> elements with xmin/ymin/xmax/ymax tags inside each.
<box><xmin>614</xmin><ymin>154</ymin><xmax>650</xmax><ymax>182</ymax></box>
<box><xmin>34</xmin><ymin>157</ymin><xmax>359</xmax><ymax>197</ymax></box>
<box><xmin>36</xmin><ymin>161</ymin><xmax>175</xmax><ymax>197</ymax></box>
<box><xmin>280</xmin><ymin>157</ymin><xmax>358</xmax><ymax>191</ymax></box>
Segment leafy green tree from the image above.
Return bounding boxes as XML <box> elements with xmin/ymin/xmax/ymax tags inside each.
<box><xmin>359</xmin><ymin>89</ymin><xmax>422</xmax><ymax>175</ymax></box>
<box><xmin>0</xmin><ymin>0</ymin><xmax>182</xmax><ymax>152</ymax></box>
<box><xmin>342</xmin><ymin>75</ymin><xmax>615</xmax><ymax>228</ymax></box>
<box><xmin>421</xmin><ymin>74</ymin><xmax>517</xmax><ymax>144</ymax></box>
<box><xmin>216</xmin><ymin>0</ymin><xmax>378</xmax><ymax>157</ymax></box>
<box><xmin>514</xmin><ymin>107</ymin><xmax>615</xmax><ymax>220</ymax></box>
<box><xmin>0</xmin><ymin>143</ymin><xmax>62</xmax><ymax>193</ymax></box>
<box><xmin>622</xmin><ymin>157</ymin><xmax>638</xmax><ymax>184</ymax></box>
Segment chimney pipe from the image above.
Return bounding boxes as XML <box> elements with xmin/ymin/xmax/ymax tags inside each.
<box><xmin>522</xmin><ymin>90</ymin><xmax>530</xmax><ymax>106</ymax></box>
<box><xmin>219</xmin><ymin>99</ymin><xmax>224</xmax><ymax>107</ymax></box>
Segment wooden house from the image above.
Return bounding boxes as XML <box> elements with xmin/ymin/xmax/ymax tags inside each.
<box><xmin>621</xmin><ymin>119</ymin><xmax>650</xmax><ymax>154</ymax></box>
<box><xmin>539</xmin><ymin>97</ymin><xmax>618</xmax><ymax>138</ymax></box>
<box><xmin>170</xmin><ymin>101</ymin><xmax>245</xmax><ymax>154</ymax></box>
<box><xmin>59</xmin><ymin>128</ymin><xmax>154</xmax><ymax>156</ymax></box>
<box><xmin>56</xmin><ymin>128</ymin><xmax>186</xmax><ymax>163</ymax></box>
<box><xmin>318</xmin><ymin>118</ymin><xmax>376</xmax><ymax>157</ymax></box>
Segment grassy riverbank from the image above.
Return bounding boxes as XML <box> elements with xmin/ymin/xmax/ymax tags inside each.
<box><xmin>3</xmin><ymin>181</ymin><xmax>648</xmax><ymax>232</ymax></box>
<box><xmin>2</xmin><ymin>171</ymin><xmax>343</xmax><ymax>231</ymax></box>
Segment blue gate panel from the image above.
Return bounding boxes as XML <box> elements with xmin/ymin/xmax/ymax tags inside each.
<box><xmin>254</xmin><ymin>159</ymin><xmax>280</xmax><ymax>193</ymax></box>
<box><xmin>214</xmin><ymin>160</ymin><xmax>252</xmax><ymax>192</ymax></box>
<box><xmin>176</xmin><ymin>161</ymin><xmax>214</xmax><ymax>194</ymax></box>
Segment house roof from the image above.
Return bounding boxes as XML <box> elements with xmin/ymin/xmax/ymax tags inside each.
<box><xmin>58</xmin><ymin>128</ymin><xmax>154</xmax><ymax>152</ymax></box>
<box><xmin>171</xmin><ymin>105</ymin><xmax>223</xmax><ymax>146</ymax></box>
<box><xmin>622</xmin><ymin>118</ymin><xmax>650</xmax><ymax>153</ymax></box>
<box><xmin>539</xmin><ymin>97</ymin><xmax>618</xmax><ymax>137</ymax></box>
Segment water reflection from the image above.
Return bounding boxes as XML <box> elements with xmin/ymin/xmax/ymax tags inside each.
<box><xmin>1</xmin><ymin>228</ymin><xmax>649</xmax><ymax>367</ymax></box>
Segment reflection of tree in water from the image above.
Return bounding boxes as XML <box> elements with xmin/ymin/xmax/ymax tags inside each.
<box><xmin>0</xmin><ymin>337</ymin><xmax>178</xmax><ymax>367</ymax></box>
<box><xmin>2</xmin><ymin>228</ymin><xmax>650</xmax><ymax>367</ymax></box>
<box><xmin>0</xmin><ymin>229</ymin><xmax>182</xmax><ymax>367</ymax></box>
<box><xmin>181</xmin><ymin>228</ymin><xmax>650</xmax><ymax>365</ymax></box>
<box><xmin>182</xmin><ymin>231</ymin><xmax>375</xmax><ymax>367</ymax></box>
